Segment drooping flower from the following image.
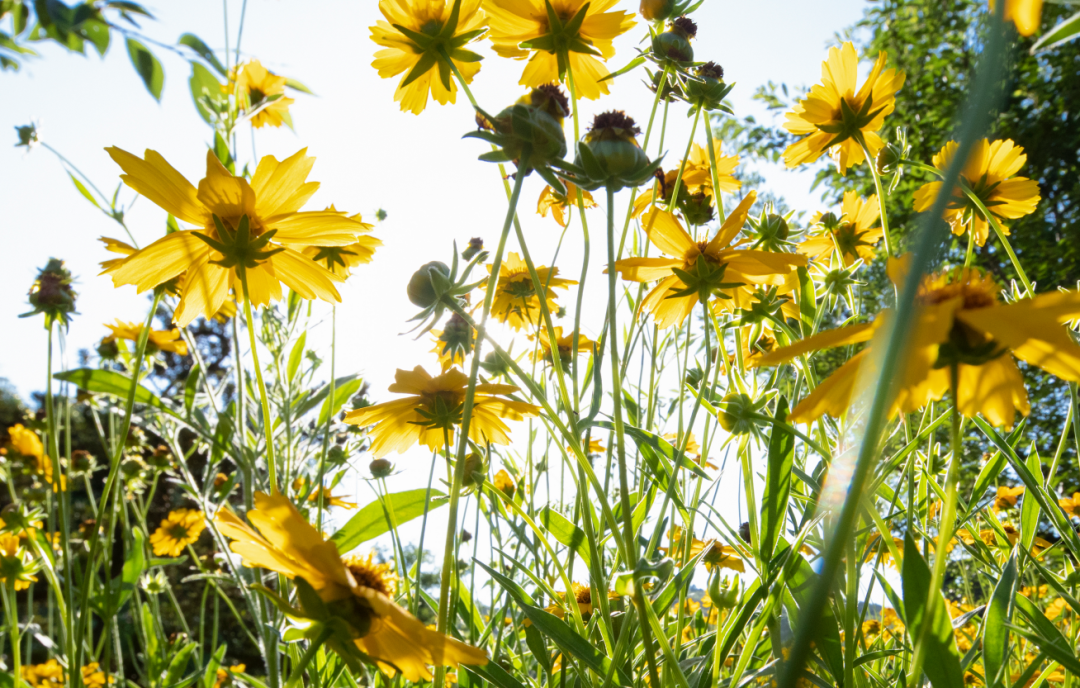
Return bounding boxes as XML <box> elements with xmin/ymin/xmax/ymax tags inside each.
<box><xmin>783</xmin><ymin>42</ymin><xmax>905</xmax><ymax>175</ymax></box>
<box><xmin>797</xmin><ymin>191</ymin><xmax>883</xmax><ymax>267</ymax></box>
<box><xmin>751</xmin><ymin>256</ymin><xmax>1080</xmax><ymax>427</ymax></box>
<box><xmin>913</xmin><ymin>139</ymin><xmax>1040</xmax><ymax>247</ymax></box>
<box><xmin>370</xmin><ymin>0</ymin><xmax>487</xmax><ymax>115</ymax></box>
<box><xmin>484</xmin><ymin>0</ymin><xmax>636</xmax><ymax>101</ymax></box>
<box><xmin>613</xmin><ymin>193</ymin><xmax>807</xmax><ymax>329</ymax></box>
<box><xmin>484</xmin><ymin>252</ymin><xmax>577</xmax><ymax>331</ymax></box>
<box><xmin>293</xmin><ymin>478</ymin><xmax>358</xmax><ymax>510</ymax></box>
<box><xmin>102</xmin><ymin>320</ymin><xmax>189</xmax><ymax>356</ymax></box>
<box><xmin>537</xmin><ymin>182</ymin><xmax>596</xmax><ymax>228</ymax></box>
<box><xmin>493</xmin><ymin>468</ymin><xmax>517</xmax><ymax>499</ymax></box>
<box><xmin>216</xmin><ymin>491</ymin><xmax>489</xmax><ymax>680</ymax></box>
<box><xmin>150</xmin><ymin>508</ymin><xmax>206</xmax><ymax>557</ymax></box>
<box><xmin>229</xmin><ymin>60</ymin><xmax>295</xmax><ymax>129</ymax></box>
<box><xmin>299</xmin><ymin>211</ymin><xmax>381</xmax><ymax>278</ymax></box>
<box><xmin>530</xmin><ymin>326</ymin><xmax>595</xmax><ymax>365</ymax></box>
<box><xmin>993</xmin><ymin>485</ymin><xmax>1025</xmax><ymax>511</ymax></box>
<box><xmin>991</xmin><ymin>0</ymin><xmax>1044</xmax><ymax>36</ymax></box>
<box><xmin>102</xmin><ymin>148</ymin><xmax>368</xmax><ymax>326</ymax></box>
<box><xmin>343</xmin><ymin>366</ymin><xmax>540</xmax><ymax>457</ymax></box>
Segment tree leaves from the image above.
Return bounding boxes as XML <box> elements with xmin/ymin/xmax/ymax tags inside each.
<box><xmin>125</xmin><ymin>36</ymin><xmax>163</xmax><ymax>101</ymax></box>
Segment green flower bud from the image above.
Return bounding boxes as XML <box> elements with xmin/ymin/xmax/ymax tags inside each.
<box><xmin>639</xmin><ymin>0</ymin><xmax>675</xmax><ymax>21</ymax></box>
<box><xmin>369</xmin><ymin>458</ymin><xmax>394</xmax><ymax>478</ymax></box>
<box><xmin>462</xmin><ymin>452</ymin><xmax>488</xmax><ymax>489</ymax></box>
<box><xmin>96</xmin><ymin>338</ymin><xmax>120</xmax><ymax>360</ymax></box>
<box><xmin>708</xmin><ymin>572</ymin><xmax>739</xmax><ymax>609</ymax></box>
<box><xmin>23</xmin><ymin>258</ymin><xmax>78</xmax><ymax>329</ymax></box>
<box><xmin>681</xmin><ymin>191</ymin><xmax>715</xmax><ymax>226</ymax></box>
<box><xmin>652</xmin><ymin>16</ymin><xmax>696</xmax><ymax>64</ymax></box>
<box><xmin>717</xmin><ymin>393</ymin><xmax>757</xmax><ymax>435</ymax></box>
<box><xmin>575</xmin><ymin>111</ymin><xmax>660</xmax><ymax>191</ymax></box>
<box><xmin>462</xmin><ymin>237</ymin><xmax>484</xmax><ymax>260</ymax></box>
<box><xmin>684</xmin><ymin>62</ymin><xmax>732</xmax><ymax>111</ymax></box>
<box><xmin>406</xmin><ymin>261</ymin><xmax>451</xmax><ymax>308</ymax></box>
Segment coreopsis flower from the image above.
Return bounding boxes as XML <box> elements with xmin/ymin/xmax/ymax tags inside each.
<box><xmin>485</xmin><ymin>0</ymin><xmax>636</xmax><ymax>101</ymax></box>
<box><xmin>21</xmin><ymin>661</ymin><xmax>65</xmax><ymax>688</ymax></box>
<box><xmin>569</xmin><ymin>437</ymin><xmax>605</xmax><ymax>455</ymax></box>
<box><xmin>1059</xmin><ymin>492</ymin><xmax>1080</xmax><ymax>518</ymax></box>
<box><xmin>493</xmin><ymin>468</ymin><xmax>517</xmax><ymax>499</ymax></box>
<box><xmin>6</xmin><ymin>424</ymin><xmax>44</xmax><ymax>461</ymax></box>
<box><xmin>752</xmin><ymin>256</ymin><xmax>1080</xmax><ymax>427</ymax></box>
<box><xmin>370</xmin><ymin>0</ymin><xmax>487</xmax><ymax>115</ymax></box>
<box><xmin>484</xmin><ymin>252</ymin><xmax>577</xmax><ymax>331</ymax></box>
<box><xmin>293</xmin><ymin>478</ymin><xmax>358</xmax><ymax>510</ymax></box>
<box><xmin>102</xmin><ymin>148</ymin><xmax>368</xmax><ymax>326</ymax></box>
<box><xmin>543</xmin><ymin>583</ymin><xmax>620</xmax><ymax>621</ymax></box>
<box><xmin>661</xmin><ymin>527</ymin><xmax>744</xmax><ymax>572</ymax></box>
<box><xmin>102</xmin><ymin>320</ymin><xmax>189</xmax><ymax>356</ymax></box>
<box><xmin>613</xmin><ymin>193</ymin><xmax>807</xmax><ymax>329</ymax></box>
<box><xmin>631</xmin><ymin>141</ymin><xmax>740</xmax><ymax>218</ymax></box>
<box><xmin>213</xmin><ymin>665</ymin><xmax>245</xmax><ymax>688</ymax></box>
<box><xmin>993</xmin><ymin>485</ymin><xmax>1025</xmax><ymax>511</ymax></box>
<box><xmin>150</xmin><ymin>508</ymin><xmax>206</xmax><ymax>557</ymax></box>
<box><xmin>230</xmin><ymin>60</ymin><xmax>295</xmax><ymax>129</ymax></box>
<box><xmin>0</xmin><ymin>532</ymin><xmax>38</xmax><ymax>590</ymax></box>
<box><xmin>537</xmin><ymin>182</ymin><xmax>596</xmax><ymax>228</ymax></box>
<box><xmin>343</xmin><ymin>366</ymin><xmax>540</xmax><ymax>456</ymax></box>
<box><xmin>300</xmin><ymin>209</ymin><xmax>381</xmax><ymax>278</ymax></box>
<box><xmin>783</xmin><ymin>42</ymin><xmax>905</xmax><ymax>175</ymax></box>
<box><xmin>797</xmin><ymin>191</ymin><xmax>883</xmax><ymax>267</ymax></box>
<box><xmin>530</xmin><ymin>326</ymin><xmax>595</xmax><ymax>365</ymax></box>
<box><xmin>23</xmin><ymin>259</ymin><xmax>78</xmax><ymax>328</ymax></box>
<box><xmin>991</xmin><ymin>0</ymin><xmax>1043</xmax><ymax>36</ymax></box>
<box><xmin>913</xmin><ymin>139</ymin><xmax>1040</xmax><ymax>247</ymax></box>
<box><xmin>81</xmin><ymin>663</ymin><xmax>115</xmax><ymax>688</ymax></box>
<box><xmin>216</xmin><ymin>491</ymin><xmax>488</xmax><ymax>680</ymax></box>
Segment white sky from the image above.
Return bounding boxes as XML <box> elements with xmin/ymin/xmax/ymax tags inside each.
<box><xmin>1</xmin><ymin>0</ymin><xmax>890</xmax><ymax>593</ymax></box>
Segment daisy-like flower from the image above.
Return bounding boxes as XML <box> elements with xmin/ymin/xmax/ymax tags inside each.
<box><xmin>543</xmin><ymin>582</ymin><xmax>620</xmax><ymax>621</ymax></box>
<box><xmin>993</xmin><ymin>485</ymin><xmax>1025</xmax><ymax>511</ymax></box>
<box><xmin>992</xmin><ymin>0</ymin><xmax>1044</xmax><ymax>36</ymax></box>
<box><xmin>530</xmin><ymin>326</ymin><xmax>595</xmax><ymax>365</ymax></box>
<box><xmin>569</xmin><ymin>437</ymin><xmax>605</xmax><ymax>455</ymax></box>
<box><xmin>0</xmin><ymin>532</ymin><xmax>38</xmax><ymax>590</ymax></box>
<box><xmin>537</xmin><ymin>182</ymin><xmax>596</xmax><ymax>228</ymax></box>
<box><xmin>343</xmin><ymin>366</ymin><xmax>540</xmax><ymax>457</ymax></box>
<box><xmin>613</xmin><ymin>193</ymin><xmax>808</xmax><ymax>329</ymax></box>
<box><xmin>102</xmin><ymin>148</ymin><xmax>369</xmax><ymax>326</ymax></box>
<box><xmin>783</xmin><ymin>42</ymin><xmax>905</xmax><ymax>175</ymax></box>
<box><xmin>6</xmin><ymin>424</ymin><xmax>43</xmax><ymax>460</ymax></box>
<box><xmin>150</xmin><ymin>508</ymin><xmax>206</xmax><ymax>557</ymax></box>
<box><xmin>751</xmin><ymin>256</ymin><xmax>1080</xmax><ymax>427</ymax></box>
<box><xmin>661</xmin><ymin>527</ymin><xmax>744</xmax><ymax>572</ymax></box>
<box><xmin>102</xmin><ymin>320</ymin><xmax>189</xmax><ymax>356</ymax></box>
<box><xmin>484</xmin><ymin>0</ymin><xmax>636</xmax><ymax>101</ymax></box>
<box><xmin>301</xmin><ymin>211</ymin><xmax>381</xmax><ymax>278</ymax></box>
<box><xmin>797</xmin><ymin>191</ymin><xmax>884</xmax><ymax>267</ymax></box>
<box><xmin>370</xmin><ymin>0</ymin><xmax>487</xmax><ymax>115</ymax></box>
<box><xmin>293</xmin><ymin>478</ymin><xmax>358</xmax><ymax>510</ymax></box>
<box><xmin>913</xmin><ymin>139</ymin><xmax>1041</xmax><ymax>247</ymax></box>
<box><xmin>21</xmin><ymin>661</ymin><xmax>65</xmax><ymax>688</ymax></box>
<box><xmin>632</xmin><ymin>141</ymin><xmax>741</xmax><ymax>218</ymax></box>
<box><xmin>215</xmin><ymin>491</ymin><xmax>489</xmax><ymax>680</ymax></box>
<box><xmin>81</xmin><ymin>663</ymin><xmax>115</xmax><ymax>688</ymax></box>
<box><xmin>1059</xmin><ymin>492</ymin><xmax>1080</xmax><ymax>518</ymax></box>
<box><xmin>229</xmin><ymin>60</ymin><xmax>295</xmax><ymax>129</ymax></box>
<box><xmin>213</xmin><ymin>665</ymin><xmax>245</xmax><ymax>688</ymax></box>
<box><xmin>484</xmin><ymin>252</ymin><xmax>577</xmax><ymax>331</ymax></box>
<box><xmin>493</xmin><ymin>468</ymin><xmax>517</xmax><ymax>499</ymax></box>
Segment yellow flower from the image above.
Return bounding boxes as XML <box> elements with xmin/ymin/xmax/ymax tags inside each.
<box><xmin>484</xmin><ymin>0</ymin><xmax>636</xmax><ymax>101</ymax></box>
<box><xmin>213</xmin><ymin>665</ymin><xmax>246</xmax><ymax>688</ymax></box>
<box><xmin>150</xmin><ymin>508</ymin><xmax>206</xmax><ymax>557</ymax></box>
<box><xmin>0</xmin><ymin>533</ymin><xmax>37</xmax><ymax>590</ymax></box>
<box><xmin>543</xmin><ymin>582</ymin><xmax>619</xmax><ymax>621</ymax></box>
<box><xmin>631</xmin><ymin>141</ymin><xmax>740</xmax><ymax>219</ymax></box>
<box><xmin>230</xmin><ymin>60</ymin><xmax>295</xmax><ymax>129</ymax></box>
<box><xmin>783</xmin><ymin>42</ymin><xmax>905</xmax><ymax>175</ymax></box>
<box><xmin>913</xmin><ymin>139</ymin><xmax>1041</xmax><ymax>247</ymax></box>
<box><xmin>537</xmin><ymin>182</ymin><xmax>596</xmax><ymax>228</ymax></box>
<box><xmin>1044</xmin><ymin>597</ymin><xmax>1067</xmax><ymax>621</ymax></box>
<box><xmin>81</xmin><ymin>663</ymin><xmax>115</xmax><ymax>688</ymax></box>
<box><xmin>1059</xmin><ymin>492</ymin><xmax>1080</xmax><ymax>518</ymax></box>
<box><xmin>484</xmin><ymin>252</ymin><xmax>577</xmax><ymax>331</ymax></box>
<box><xmin>302</xmin><ymin>210</ymin><xmax>381</xmax><ymax>278</ymax></box>
<box><xmin>493</xmin><ymin>468</ymin><xmax>517</xmax><ymax>499</ymax></box>
<box><xmin>6</xmin><ymin>423</ymin><xmax>43</xmax><ymax>460</ymax></box>
<box><xmin>530</xmin><ymin>326</ymin><xmax>595</xmax><ymax>365</ymax></box>
<box><xmin>661</xmin><ymin>527</ymin><xmax>744</xmax><ymax>572</ymax></box>
<box><xmin>102</xmin><ymin>148</ymin><xmax>368</xmax><ymax>327</ymax></box>
<box><xmin>569</xmin><ymin>437</ymin><xmax>605</xmax><ymax>455</ymax></box>
<box><xmin>613</xmin><ymin>194</ymin><xmax>807</xmax><ymax>329</ymax></box>
<box><xmin>102</xmin><ymin>320</ymin><xmax>189</xmax><ymax>356</ymax></box>
<box><xmin>752</xmin><ymin>257</ymin><xmax>1080</xmax><ymax>427</ymax></box>
<box><xmin>21</xmin><ymin>660</ymin><xmax>65</xmax><ymax>688</ymax></box>
<box><xmin>343</xmin><ymin>366</ymin><xmax>540</xmax><ymax>457</ymax></box>
<box><xmin>370</xmin><ymin>0</ymin><xmax>486</xmax><ymax>115</ymax></box>
<box><xmin>993</xmin><ymin>485</ymin><xmax>1025</xmax><ymax>511</ymax></box>
<box><xmin>991</xmin><ymin>0</ymin><xmax>1044</xmax><ymax>36</ymax></box>
<box><xmin>216</xmin><ymin>492</ymin><xmax>488</xmax><ymax>680</ymax></box>
<box><xmin>309</xmin><ymin>487</ymin><xmax>357</xmax><ymax>510</ymax></box>
<box><xmin>797</xmin><ymin>191</ymin><xmax>884</xmax><ymax>267</ymax></box>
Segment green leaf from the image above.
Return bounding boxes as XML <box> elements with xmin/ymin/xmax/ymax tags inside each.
<box><xmin>1031</xmin><ymin>9</ymin><xmax>1080</xmax><ymax>53</ymax></box>
<box><xmin>512</xmin><ymin>602</ymin><xmax>630</xmax><ymax>686</ymax></box>
<box><xmin>983</xmin><ymin>554</ymin><xmax>1018</xmax><ymax>688</ymax></box>
<box><xmin>284</xmin><ymin>77</ymin><xmax>314</xmax><ymax>94</ymax></box>
<box><xmin>178</xmin><ymin>33</ymin><xmax>226</xmax><ymax>75</ymax></box>
<box><xmin>164</xmin><ymin>642</ymin><xmax>198</xmax><ymax>688</ymax></box>
<box><xmin>318</xmin><ymin>377</ymin><xmax>364</xmax><ymax>425</ymax></box>
<box><xmin>1013</xmin><ymin>593</ymin><xmax>1080</xmax><ymax>674</ymax></box>
<box><xmin>901</xmin><ymin>532</ymin><xmax>964</xmax><ymax>688</ymax></box>
<box><xmin>797</xmin><ymin>267</ymin><xmax>816</xmax><ymax>337</ymax></box>
<box><xmin>1020</xmin><ymin>444</ymin><xmax>1042</xmax><ymax>552</ymax></box>
<box><xmin>68</xmin><ymin>172</ymin><xmax>100</xmax><ymax>209</ymax></box>
<box><xmin>782</xmin><ymin>544</ymin><xmax>844</xmax><ymax>685</ymax></box>
<box><xmin>55</xmin><ymin>368</ymin><xmax>169</xmax><ymax>411</ymax></box>
<box><xmin>287</xmin><ymin>332</ymin><xmax>306</xmax><ymax>383</ymax></box>
<box><xmin>599</xmin><ymin>55</ymin><xmax>645</xmax><ymax>82</ymax></box>
<box><xmin>202</xmin><ymin>644</ymin><xmax>227</xmax><ymax>688</ymax></box>
<box><xmin>330</xmin><ymin>489</ymin><xmax>448</xmax><ymax>554</ymax></box>
<box><xmin>523</xmin><ymin>623</ymin><xmax>551</xmax><ymax>677</ymax></box>
<box><xmin>125</xmin><ymin>37</ymin><xmax>163</xmax><ymax>100</ymax></box>
<box><xmin>760</xmin><ymin>396</ymin><xmax>793</xmax><ymax>566</ymax></box>
<box><xmin>183</xmin><ymin>364</ymin><xmax>200</xmax><ymax>414</ymax></box>
<box><xmin>294</xmin><ymin>374</ymin><xmax>359</xmax><ymax>418</ymax></box>
<box><xmin>213</xmin><ymin>132</ymin><xmax>233</xmax><ymax>173</ymax></box>
<box><xmin>462</xmin><ymin>661</ymin><xmax>529</xmax><ymax>688</ymax></box>
<box><xmin>539</xmin><ymin>506</ymin><xmax>590</xmax><ymax>568</ymax></box>
<box><xmin>189</xmin><ymin>61</ymin><xmax>223</xmax><ymax>125</ymax></box>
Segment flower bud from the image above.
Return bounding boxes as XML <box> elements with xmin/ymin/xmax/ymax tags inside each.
<box><xmin>684</xmin><ymin>366</ymin><xmax>704</xmax><ymax>389</ymax></box>
<box><xmin>577</xmin><ymin>111</ymin><xmax>652</xmax><ymax>190</ymax></box>
<box><xmin>369</xmin><ymin>458</ymin><xmax>394</xmax><ymax>478</ymax></box>
<box><xmin>69</xmin><ymin>449</ymin><xmax>94</xmax><ymax>475</ymax></box>
<box><xmin>639</xmin><ymin>0</ymin><xmax>675</xmax><ymax>21</ymax></box>
<box><xmin>461</xmin><ymin>452</ymin><xmax>488</xmax><ymax>489</ymax></box>
<box><xmin>717</xmin><ymin>393</ymin><xmax>756</xmax><ymax>435</ymax></box>
<box><xmin>24</xmin><ymin>259</ymin><xmax>78</xmax><ymax>329</ymax></box>
<box><xmin>652</xmin><ymin>16</ymin><xmax>696</xmax><ymax>64</ymax></box>
<box><xmin>462</xmin><ymin>237</ymin><xmax>484</xmax><ymax>260</ymax></box>
<box><xmin>406</xmin><ymin>261</ymin><xmax>451</xmax><ymax>308</ymax></box>
<box><xmin>480</xmin><ymin>350</ymin><xmax>511</xmax><ymax>378</ymax></box>
<box><xmin>876</xmin><ymin>142</ymin><xmax>903</xmax><ymax>175</ymax></box>
<box><xmin>681</xmin><ymin>191</ymin><xmax>714</xmax><ymax>226</ymax></box>
<box><xmin>708</xmin><ymin>572</ymin><xmax>740</xmax><ymax>609</ymax></box>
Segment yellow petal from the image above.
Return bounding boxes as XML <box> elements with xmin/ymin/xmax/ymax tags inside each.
<box><xmin>197</xmin><ymin>150</ymin><xmax>257</xmax><ymax>219</ymax></box>
<box><xmin>106</xmin><ymin>147</ymin><xmax>209</xmax><ymax>225</ymax></box>
<box><xmin>250</xmin><ymin>149</ymin><xmax>318</xmax><ymax>218</ymax></box>
<box><xmin>108</xmin><ymin>231</ymin><xmax>209</xmax><ymax>293</ymax></box>
<box><xmin>752</xmin><ymin>322</ymin><xmax>877</xmax><ymax>367</ymax></box>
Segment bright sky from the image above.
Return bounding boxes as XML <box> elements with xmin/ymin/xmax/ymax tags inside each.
<box><xmin>1</xmin><ymin>0</ymin><xmax>879</xmax><ymax>587</ymax></box>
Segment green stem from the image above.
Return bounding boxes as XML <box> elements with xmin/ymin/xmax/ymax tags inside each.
<box><xmin>238</xmin><ymin>266</ymin><xmax>278</xmax><ymax>493</ymax></box>
<box><xmin>4</xmin><ymin>585</ymin><xmax>19</xmax><ymax>688</ymax></box>
<box><xmin>855</xmin><ymin>131</ymin><xmax>893</xmax><ymax>256</ymax></box>
<box><xmin>316</xmin><ymin>306</ymin><xmax>335</xmax><ymax>530</ymax></box>
<box><xmin>703</xmin><ymin>119</ymin><xmax>727</xmax><ymax>222</ymax></box>
<box><xmin>964</xmin><ymin>192</ymin><xmax>1033</xmax><ymax>294</ymax></box>
<box><xmin>663</xmin><ymin>106</ymin><xmax>702</xmax><ymax>216</ymax></box>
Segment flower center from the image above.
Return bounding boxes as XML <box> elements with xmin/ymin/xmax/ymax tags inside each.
<box><xmin>169</xmin><ymin>524</ymin><xmax>189</xmax><ymax>540</ymax></box>
<box><xmin>344</xmin><ymin>556</ymin><xmax>396</xmax><ymax>597</ymax></box>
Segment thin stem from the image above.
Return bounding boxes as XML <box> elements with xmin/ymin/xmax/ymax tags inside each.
<box><xmin>855</xmin><ymin>132</ymin><xmax>893</xmax><ymax>256</ymax></box>
<box><xmin>316</xmin><ymin>306</ymin><xmax>336</xmax><ymax>530</ymax></box>
<box><xmin>238</xmin><ymin>267</ymin><xmax>278</xmax><ymax>493</ymax></box>
<box><xmin>703</xmin><ymin>119</ymin><xmax>727</xmax><ymax>223</ymax></box>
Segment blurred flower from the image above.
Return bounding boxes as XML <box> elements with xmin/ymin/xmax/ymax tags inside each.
<box><xmin>537</xmin><ymin>182</ymin><xmax>596</xmax><ymax>228</ymax></box>
<box><xmin>484</xmin><ymin>252</ymin><xmax>577</xmax><ymax>331</ymax></box>
<box><xmin>797</xmin><ymin>191</ymin><xmax>883</xmax><ymax>267</ymax></box>
<box><xmin>6</xmin><ymin>423</ymin><xmax>43</xmax><ymax>461</ymax></box>
<box><xmin>343</xmin><ymin>366</ymin><xmax>539</xmax><ymax>456</ymax></box>
<box><xmin>493</xmin><ymin>469</ymin><xmax>517</xmax><ymax>499</ymax></box>
<box><xmin>102</xmin><ymin>148</ymin><xmax>368</xmax><ymax>326</ymax></box>
<box><xmin>213</xmin><ymin>665</ymin><xmax>246</xmax><ymax>688</ymax></box>
<box><xmin>485</xmin><ymin>0</ymin><xmax>636</xmax><ymax>101</ymax></box>
<box><xmin>216</xmin><ymin>491</ymin><xmax>488</xmax><ymax>680</ymax></box>
<box><xmin>370</xmin><ymin>0</ymin><xmax>486</xmax><ymax>115</ymax></box>
<box><xmin>20</xmin><ymin>660</ymin><xmax>65</xmax><ymax>688</ymax></box>
<box><xmin>913</xmin><ymin>139</ymin><xmax>1040</xmax><ymax>247</ymax></box>
<box><xmin>681</xmin><ymin>141</ymin><xmax>741</xmax><ymax>197</ymax></box>
<box><xmin>102</xmin><ymin>319</ymin><xmax>189</xmax><ymax>356</ymax></box>
<box><xmin>661</xmin><ymin>527</ymin><xmax>744</xmax><ymax>572</ymax></box>
<box><xmin>1059</xmin><ymin>492</ymin><xmax>1080</xmax><ymax>518</ymax></box>
<box><xmin>543</xmin><ymin>582</ymin><xmax>619</xmax><ymax>621</ymax></box>
<box><xmin>0</xmin><ymin>532</ymin><xmax>38</xmax><ymax>590</ymax></box>
<box><xmin>530</xmin><ymin>326</ymin><xmax>595</xmax><ymax>365</ymax></box>
<box><xmin>23</xmin><ymin>259</ymin><xmax>78</xmax><ymax>329</ymax></box>
<box><xmin>783</xmin><ymin>42</ymin><xmax>905</xmax><ymax>175</ymax></box>
<box><xmin>993</xmin><ymin>485</ymin><xmax>1025</xmax><ymax>511</ymax></box>
<box><xmin>753</xmin><ymin>256</ymin><xmax>1080</xmax><ymax>427</ymax></box>
<box><xmin>991</xmin><ymin>0</ymin><xmax>1043</xmax><ymax>36</ymax></box>
<box><xmin>81</xmin><ymin>664</ymin><xmax>114</xmax><ymax>688</ymax></box>
<box><xmin>301</xmin><ymin>209</ymin><xmax>381</xmax><ymax>277</ymax></box>
<box><xmin>150</xmin><ymin>508</ymin><xmax>206</xmax><ymax>557</ymax></box>
<box><xmin>230</xmin><ymin>60</ymin><xmax>295</xmax><ymax>128</ymax></box>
